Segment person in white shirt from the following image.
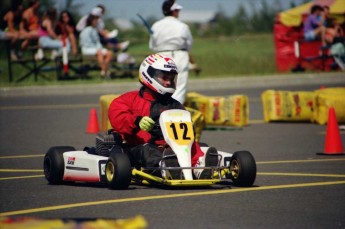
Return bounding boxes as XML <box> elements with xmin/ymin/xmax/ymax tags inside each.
<box><xmin>149</xmin><ymin>0</ymin><xmax>193</xmax><ymax>104</ymax></box>
<box><xmin>76</xmin><ymin>5</ymin><xmax>129</xmax><ymax>52</ymax></box>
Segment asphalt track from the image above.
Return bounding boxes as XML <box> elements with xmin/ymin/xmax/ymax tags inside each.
<box><xmin>0</xmin><ymin>73</ymin><xmax>345</xmax><ymax>228</ymax></box>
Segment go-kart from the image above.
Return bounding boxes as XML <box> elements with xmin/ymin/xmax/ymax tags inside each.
<box><xmin>43</xmin><ymin>109</ymin><xmax>256</xmax><ymax>189</ymax></box>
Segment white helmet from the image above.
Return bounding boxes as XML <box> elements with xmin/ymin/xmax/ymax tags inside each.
<box><xmin>139</xmin><ymin>54</ymin><xmax>178</xmax><ymax>95</ymax></box>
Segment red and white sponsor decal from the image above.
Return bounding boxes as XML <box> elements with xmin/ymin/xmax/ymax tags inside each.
<box><xmin>67</xmin><ymin>157</ymin><xmax>75</xmax><ymax>165</ymax></box>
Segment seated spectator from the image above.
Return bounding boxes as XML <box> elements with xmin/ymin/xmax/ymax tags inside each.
<box><xmin>76</xmin><ymin>5</ymin><xmax>129</xmax><ymax>52</ymax></box>
<box><xmin>325</xmin><ymin>18</ymin><xmax>344</xmax><ymax>45</ymax></box>
<box><xmin>303</xmin><ymin>4</ymin><xmax>326</xmax><ymax>45</ymax></box>
<box><xmin>37</xmin><ymin>7</ymin><xmax>71</xmax><ymax>60</ymax></box>
<box><xmin>325</xmin><ymin>19</ymin><xmax>345</xmax><ymax>71</ymax></box>
<box><xmin>2</xmin><ymin>0</ymin><xmax>24</xmax><ymax>35</ymax></box>
<box><xmin>0</xmin><ymin>0</ymin><xmax>27</xmax><ymax>59</ymax></box>
<box><xmin>79</xmin><ymin>14</ymin><xmax>113</xmax><ymax>77</ymax></box>
<box><xmin>55</xmin><ymin>10</ymin><xmax>78</xmax><ymax>55</ymax></box>
<box><xmin>20</xmin><ymin>0</ymin><xmax>40</xmax><ymax>50</ymax></box>
<box><xmin>0</xmin><ymin>28</ymin><xmax>19</xmax><ymax>40</ymax></box>
<box><xmin>321</xmin><ymin>5</ymin><xmax>330</xmax><ymax>27</ymax></box>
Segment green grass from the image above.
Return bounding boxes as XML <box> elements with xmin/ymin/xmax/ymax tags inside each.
<box><xmin>121</xmin><ymin>34</ymin><xmax>276</xmax><ymax>78</ymax></box>
<box><xmin>0</xmin><ymin>34</ymin><xmax>276</xmax><ymax>87</ymax></box>
<box><xmin>191</xmin><ymin>35</ymin><xmax>275</xmax><ymax>77</ymax></box>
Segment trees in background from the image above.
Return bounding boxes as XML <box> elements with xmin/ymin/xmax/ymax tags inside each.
<box><xmin>200</xmin><ymin>0</ymin><xmax>294</xmax><ymax>37</ymax></box>
<box><xmin>0</xmin><ymin>0</ymin><xmax>309</xmax><ymax>40</ymax></box>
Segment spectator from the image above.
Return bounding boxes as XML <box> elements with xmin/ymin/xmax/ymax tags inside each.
<box><xmin>37</xmin><ymin>7</ymin><xmax>71</xmax><ymax>60</ymax></box>
<box><xmin>303</xmin><ymin>4</ymin><xmax>326</xmax><ymax>45</ymax></box>
<box><xmin>2</xmin><ymin>0</ymin><xmax>24</xmax><ymax>34</ymax></box>
<box><xmin>20</xmin><ymin>0</ymin><xmax>40</xmax><ymax>50</ymax></box>
<box><xmin>55</xmin><ymin>10</ymin><xmax>78</xmax><ymax>55</ymax></box>
<box><xmin>76</xmin><ymin>5</ymin><xmax>129</xmax><ymax>52</ymax></box>
<box><xmin>325</xmin><ymin>18</ymin><xmax>344</xmax><ymax>45</ymax></box>
<box><xmin>149</xmin><ymin>0</ymin><xmax>193</xmax><ymax>104</ymax></box>
<box><xmin>325</xmin><ymin>18</ymin><xmax>345</xmax><ymax>71</ymax></box>
<box><xmin>79</xmin><ymin>14</ymin><xmax>113</xmax><ymax>77</ymax></box>
<box><xmin>0</xmin><ymin>27</ymin><xmax>19</xmax><ymax>40</ymax></box>
<box><xmin>321</xmin><ymin>5</ymin><xmax>330</xmax><ymax>27</ymax></box>
<box><xmin>108</xmin><ymin>53</ymin><xmax>218</xmax><ymax>179</ymax></box>
<box><xmin>0</xmin><ymin>0</ymin><xmax>27</xmax><ymax>60</ymax></box>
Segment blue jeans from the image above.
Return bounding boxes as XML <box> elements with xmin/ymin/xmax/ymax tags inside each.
<box><xmin>39</xmin><ymin>36</ymin><xmax>71</xmax><ymax>55</ymax></box>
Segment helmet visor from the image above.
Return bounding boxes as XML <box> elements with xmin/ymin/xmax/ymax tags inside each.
<box><xmin>148</xmin><ymin>66</ymin><xmax>177</xmax><ymax>89</ymax></box>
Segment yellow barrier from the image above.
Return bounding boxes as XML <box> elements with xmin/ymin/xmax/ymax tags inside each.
<box><xmin>0</xmin><ymin>216</ymin><xmax>148</xmax><ymax>229</ymax></box>
<box><xmin>312</xmin><ymin>87</ymin><xmax>345</xmax><ymax>125</ymax></box>
<box><xmin>261</xmin><ymin>90</ymin><xmax>315</xmax><ymax>122</ymax></box>
<box><xmin>185</xmin><ymin>107</ymin><xmax>205</xmax><ymax>141</ymax></box>
<box><xmin>99</xmin><ymin>94</ymin><xmax>119</xmax><ymax>131</ymax></box>
<box><xmin>185</xmin><ymin>92</ymin><xmax>249</xmax><ymax>127</ymax></box>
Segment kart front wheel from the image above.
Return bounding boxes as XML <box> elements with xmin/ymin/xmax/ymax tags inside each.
<box><xmin>228</xmin><ymin>151</ymin><xmax>256</xmax><ymax>187</ymax></box>
<box><xmin>106</xmin><ymin>152</ymin><xmax>132</xmax><ymax>190</ymax></box>
<box><xmin>44</xmin><ymin>146</ymin><xmax>75</xmax><ymax>184</ymax></box>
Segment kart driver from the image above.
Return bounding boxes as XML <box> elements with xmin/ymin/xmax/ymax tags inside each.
<box><xmin>108</xmin><ymin>53</ymin><xmax>218</xmax><ymax>179</ymax></box>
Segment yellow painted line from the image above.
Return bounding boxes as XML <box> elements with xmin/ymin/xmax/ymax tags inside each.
<box><xmin>0</xmin><ymin>154</ymin><xmax>44</xmax><ymax>159</ymax></box>
<box><xmin>0</xmin><ymin>175</ymin><xmax>44</xmax><ymax>181</ymax></box>
<box><xmin>0</xmin><ymin>180</ymin><xmax>344</xmax><ymax>217</ymax></box>
<box><xmin>0</xmin><ymin>104</ymin><xmax>97</xmax><ymax>110</ymax></box>
<box><xmin>0</xmin><ymin>169</ymin><xmax>43</xmax><ymax>172</ymax></box>
<box><xmin>258</xmin><ymin>172</ymin><xmax>345</xmax><ymax>178</ymax></box>
<box><xmin>257</xmin><ymin>158</ymin><xmax>345</xmax><ymax>164</ymax></box>
<box><xmin>1</xmin><ymin>171</ymin><xmax>344</xmax><ymax>181</ymax></box>
<box><xmin>0</xmin><ymin>172</ymin><xmax>345</xmax><ymax>181</ymax></box>
<box><xmin>1</xmin><ymin>155</ymin><xmax>345</xmax><ymax>163</ymax></box>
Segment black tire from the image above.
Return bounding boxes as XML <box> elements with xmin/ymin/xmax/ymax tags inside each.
<box><xmin>43</xmin><ymin>146</ymin><xmax>75</xmax><ymax>184</ymax></box>
<box><xmin>106</xmin><ymin>150</ymin><xmax>132</xmax><ymax>190</ymax></box>
<box><xmin>228</xmin><ymin>151</ymin><xmax>256</xmax><ymax>187</ymax></box>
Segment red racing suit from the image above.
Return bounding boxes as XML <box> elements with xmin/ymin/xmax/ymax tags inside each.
<box><xmin>108</xmin><ymin>87</ymin><xmax>204</xmax><ymax>166</ymax></box>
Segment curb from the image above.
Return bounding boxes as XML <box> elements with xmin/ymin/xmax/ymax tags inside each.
<box><xmin>0</xmin><ymin>72</ymin><xmax>344</xmax><ymax>97</ymax></box>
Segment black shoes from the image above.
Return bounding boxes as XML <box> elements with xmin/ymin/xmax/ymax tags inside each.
<box><xmin>162</xmin><ymin>148</ymin><xmax>181</xmax><ymax>179</ymax></box>
<box><xmin>199</xmin><ymin>147</ymin><xmax>219</xmax><ymax>179</ymax></box>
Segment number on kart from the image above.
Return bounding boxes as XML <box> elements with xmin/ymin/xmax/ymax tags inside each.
<box><xmin>167</xmin><ymin>122</ymin><xmax>194</xmax><ymax>145</ymax></box>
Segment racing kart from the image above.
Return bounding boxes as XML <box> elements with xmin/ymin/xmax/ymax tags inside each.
<box><xmin>43</xmin><ymin>109</ymin><xmax>256</xmax><ymax>189</ymax></box>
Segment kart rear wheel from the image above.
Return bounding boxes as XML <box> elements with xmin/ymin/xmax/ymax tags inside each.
<box><xmin>228</xmin><ymin>151</ymin><xmax>256</xmax><ymax>187</ymax></box>
<box><xmin>106</xmin><ymin>151</ymin><xmax>132</xmax><ymax>190</ymax></box>
<box><xmin>44</xmin><ymin>146</ymin><xmax>75</xmax><ymax>184</ymax></box>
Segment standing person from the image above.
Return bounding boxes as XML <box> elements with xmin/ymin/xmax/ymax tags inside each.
<box><xmin>108</xmin><ymin>54</ymin><xmax>218</xmax><ymax>179</ymax></box>
<box><xmin>79</xmin><ymin>14</ymin><xmax>113</xmax><ymax>77</ymax></box>
<box><xmin>76</xmin><ymin>5</ymin><xmax>129</xmax><ymax>52</ymax></box>
<box><xmin>20</xmin><ymin>0</ymin><xmax>40</xmax><ymax>50</ymax></box>
<box><xmin>37</xmin><ymin>7</ymin><xmax>70</xmax><ymax>60</ymax></box>
<box><xmin>149</xmin><ymin>0</ymin><xmax>193</xmax><ymax>104</ymax></box>
<box><xmin>55</xmin><ymin>10</ymin><xmax>78</xmax><ymax>55</ymax></box>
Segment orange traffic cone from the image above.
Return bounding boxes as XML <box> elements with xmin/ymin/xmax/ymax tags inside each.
<box><xmin>86</xmin><ymin>108</ymin><xmax>100</xmax><ymax>134</ymax></box>
<box><xmin>317</xmin><ymin>107</ymin><xmax>344</xmax><ymax>155</ymax></box>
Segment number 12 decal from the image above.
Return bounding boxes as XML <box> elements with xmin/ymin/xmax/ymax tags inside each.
<box><xmin>166</xmin><ymin>122</ymin><xmax>194</xmax><ymax>145</ymax></box>
<box><xmin>170</xmin><ymin>123</ymin><xmax>191</xmax><ymax>140</ymax></box>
